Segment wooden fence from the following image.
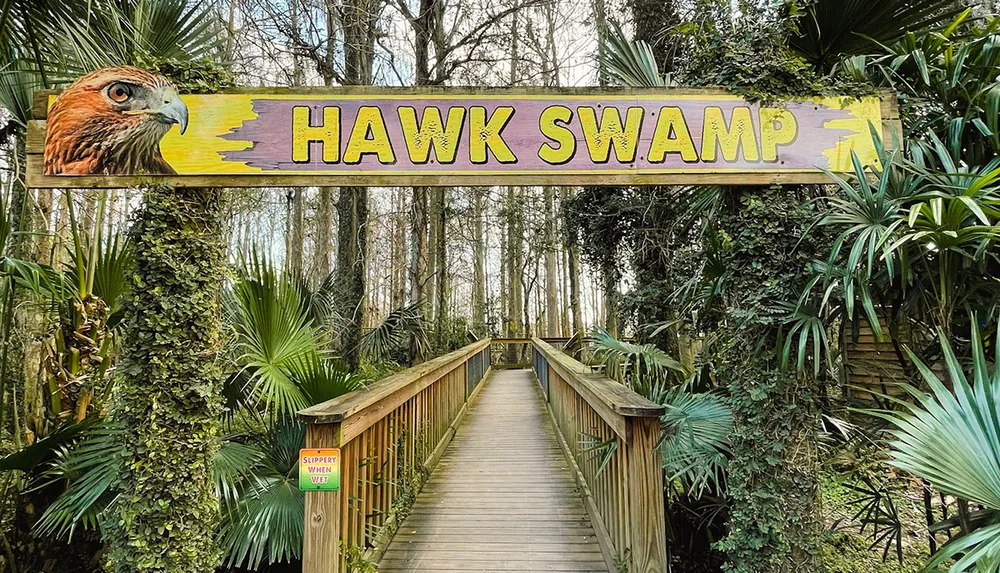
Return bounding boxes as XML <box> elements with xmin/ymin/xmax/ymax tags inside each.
<box><xmin>297</xmin><ymin>337</ymin><xmax>668</xmax><ymax>573</ymax></box>
<box><xmin>297</xmin><ymin>339</ymin><xmax>491</xmax><ymax>573</ymax></box>
<box><xmin>530</xmin><ymin>338</ymin><xmax>669</xmax><ymax>573</ymax></box>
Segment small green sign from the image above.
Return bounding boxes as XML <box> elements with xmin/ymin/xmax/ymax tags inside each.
<box><xmin>299</xmin><ymin>448</ymin><xmax>341</xmax><ymax>491</ymax></box>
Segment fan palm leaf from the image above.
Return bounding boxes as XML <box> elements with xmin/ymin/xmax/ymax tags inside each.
<box><xmin>231</xmin><ymin>254</ymin><xmax>324</xmax><ymax>421</ymax></box>
<box><xmin>660</xmin><ymin>389</ymin><xmax>732</xmax><ymax>498</ymax></box>
<box><xmin>788</xmin><ymin>0</ymin><xmax>969</xmax><ymax>70</ymax></box>
<box><xmin>34</xmin><ymin>423</ymin><xmax>121</xmax><ymax>540</ymax></box>
<box><xmin>359</xmin><ymin>302</ymin><xmax>429</xmax><ymax>363</ymax></box>
<box><xmin>598</xmin><ymin>20</ymin><xmax>671</xmax><ymax>88</ymax></box>
<box><xmin>877</xmin><ymin>322</ymin><xmax>1000</xmax><ymax>571</ymax></box>
<box><xmin>32</xmin><ymin>423</ymin><xmax>272</xmax><ymax>541</ymax></box>
<box><xmin>586</xmin><ymin>326</ymin><xmax>690</xmax><ymax>396</ymax></box>
<box><xmin>220</xmin><ymin>424</ymin><xmax>306</xmax><ymax>569</ymax></box>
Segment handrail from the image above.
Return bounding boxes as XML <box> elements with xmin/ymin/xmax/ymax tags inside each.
<box><xmin>528</xmin><ymin>337</ymin><xmax>668</xmax><ymax>573</ymax></box>
<box><xmin>299</xmin><ymin>339</ymin><xmax>490</xmax><ymax>438</ymax></box>
<box><xmin>299</xmin><ymin>339</ymin><xmax>492</xmax><ymax>573</ymax></box>
<box><xmin>532</xmin><ymin>338</ymin><xmax>664</xmax><ymax>440</ymax></box>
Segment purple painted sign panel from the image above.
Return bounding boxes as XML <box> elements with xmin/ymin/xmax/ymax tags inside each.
<box><xmin>215</xmin><ymin>94</ymin><xmax>881</xmax><ymax>175</ymax></box>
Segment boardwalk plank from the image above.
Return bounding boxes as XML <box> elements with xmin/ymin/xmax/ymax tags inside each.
<box><xmin>380</xmin><ymin>369</ymin><xmax>610</xmax><ymax>573</ymax></box>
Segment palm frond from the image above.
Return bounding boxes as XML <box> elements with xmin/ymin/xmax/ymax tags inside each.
<box><xmin>359</xmin><ymin>302</ymin><xmax>429</xmax><ymax>363</ymax></box>
<box><xmin>779</xmin><ymin>299</ymin><xmax>832</xmax><ymax>377</ymax></box>
<box><xmin>599</xmin><ymin>20</ymin><xmax>670</xmax><ymax>88</ymax></box>
<box><xmin>220</xmin><ymin>424</ymin><xmax>305</xmax><ymax>569</ymax></box>
<box><xmin>231</xmin><ymin>252</ymin><xmax>323</xmax><ymax>421</ymax></box>
<box><xmin>660</xmin><ymin>389</ymin><xmax>732</xmax><ymax>498</ymax></box>
<box><xmin>214</xmin><ymin>439</ymin><xmax>265</xmax><ymax>506</ymax></box>
<box><xmin>287</xmin><ymin>352</ymin><xmax>366</xmax><ymax>406</ymax></box>
<box><xmin>789</xmin><ymin>0</ymin><xmax>970</xmax><ymax>70</ymax></box>
<box><xmin>586</xmin><ymin>326</ymin><xmax>689</xmax><ymax>397</ymax></box>
<box><xmin>35</xmin><ymin>423</ymin><xmax>122</xmax><ymax>540</ymax></box>
<box><xmin>578</xmin><ymin>432</ymin><xmax>618</xmax><ymax>479</ymax></box>
<box><xmin>877</xmin><ymin>322</ymin><xmax>1000</xmax><ymax>571</ymax></box>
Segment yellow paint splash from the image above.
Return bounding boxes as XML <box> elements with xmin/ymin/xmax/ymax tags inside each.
<box><xmin>819</xmin><ymin>96</ymin><xmax>882</xmax><ymax>171</ymax></box>
<box><xmin>161</xmin><ymin>94</ymin><xmax>264</xmax><ymax>174</ymax></box>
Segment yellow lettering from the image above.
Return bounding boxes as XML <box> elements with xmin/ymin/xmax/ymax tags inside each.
<box><xmin>470</xmin><ymin>106</ymin><xmax>517</xmax><ymax>164</ymax></box>
<box><xmin>648</xmin><ymin>107</ymin><xmax>697</xmax><ymax>163</ymax></box>
<box><xmin>578</xmin><ymin>106</ymin><xmax>643</xmax><ymax>163</ymax></box>
<box><xmin>398</xmin><ymin>106</ymin><xmax>466</xmax><ymax>164</ymax></box>
<box><xmin>701</xmin><ymin>106</ymin><xmax>759</xmax><ymax>162</ymax></box>
<box><xmin>538</xmin><ymin>105</ymin><xmax>575</xmax><ymax>165</ymax></box>
<box><xmin>292</xmin><ymin>106</ymin><xmax>340</xmax><ymax>163</ymax></box>
<box><xmin>759</xmin><ymin>107</ymin><xmax>797</xmax><ymax>162</ymax></box>
<box><xmin>344</xmin><ymin>106</ymin><xmax>395</xmax><ymax>164</ymax></box>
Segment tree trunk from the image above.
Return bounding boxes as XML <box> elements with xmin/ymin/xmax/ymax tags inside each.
<box><xmin>336</xmin><ymin>0</ymin><xmax>380</xmax><ymax>367</ymax></box>
<box><xmin>335</xmin><ymin>189</ymin><xmax>368</xmax><ymax>370</ymax></box>
<box><xmin>111</xmin><ymin>185</ymin><xmax>225</xmax><ymax>573</ymax></box>
<box><xmin>427</xmin><ymin>188</ymin><xmax>440</xmax><ymax>321</ymax></box>
<box><xmin>314</xmin><ymin>187</ymin><xmax>334</xmax><ymax>280</ymax></box>
<box><xmin>506</xmin><ymin>187</ymin><xmax>524</xmax><ymax>362</ymax></box>
<box><xmin>433</xmin><ymin>189</ymin><xmax>448</xmax><ymax>347</ymax></box>
<box><xmin>391</xmin><ymin>188</ymin><xmax>407</xmax><ymax>310</ymax></box>
<box><xmin>544</xmin><ymin>187</ymin><xmax>559</xmax><ymax>336</ymax></box>
<box><xmin>564</xmin><ymin>189</ymin><xmax>584</xmax><ymax>335</ymax></box>
<box><xmin>472</xmin><ymin>189</ymin><xmax>486</xmax><ymax>336</ymax></box>
<box><xmin>603</xmin><ymin>271</ymin><xmax>618</xmax><ymax>337</ymax></box>
<box><xmin>289</xmin><ymin>188</ymin><xmax>305</xmax><ymax>274</ymax></box>
<box><xmin>408</xmin><ymin>187</ymin><xmax>428</xmax><ymax>363</ymax></box>
<box><xmin>717</xmin><ymin>187</ymin><xmax>824</xmax><ymax>573</ymax></box>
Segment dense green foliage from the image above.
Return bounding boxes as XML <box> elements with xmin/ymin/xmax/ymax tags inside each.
<box><xmin>880</xmin><ymin>325</ymin><xmax>1000</xmax><ymax>572</ymax></box>
<box><xmin>711</xmin><ymin>188</ymin><xmax>827</xmax><ymax>573</ymax></box>
<box><xmin>589</xmin><ymin>2</ymin><xmax>1000</xmax><ymax>571</ymax></box>
<box><xmin>108</xmin><ymin>185</ymin><xmax>226</xmax><ymax>572</ymax></box>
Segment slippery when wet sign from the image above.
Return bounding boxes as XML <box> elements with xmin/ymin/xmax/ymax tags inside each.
<box><xmin>299</xmin><ymin>449</ymin><xmax>341</xmax><ymax>492</ymax></box>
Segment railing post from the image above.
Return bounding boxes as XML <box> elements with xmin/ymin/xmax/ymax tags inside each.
<box><xmin>303</xmin><ymin>422</ymin><xmax>342</xmax><ymax>573</ymax></box>
<box><xmin>624</xmin><ymin>416</ymin><xmax>668</xmax><ymax>573</ymax></box>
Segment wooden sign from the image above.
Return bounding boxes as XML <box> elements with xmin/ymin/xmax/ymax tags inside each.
<box><xmin>26</xmin><ymin>67</ymin><xmax>899</xmax><ymax>188</ymax></box>
<box><xmin>299</xmin><ymin>448</ymin><xmax>341</xmax><ymax>491</ymax></box>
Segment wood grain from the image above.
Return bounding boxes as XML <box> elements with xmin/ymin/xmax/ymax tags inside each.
<box><xmin>26</xmin><ymin>86</ymin><xmax>900</xmax><ymax>189</ymax></box>
<box><xmin>530</xmin><ymin>339</ymin><xmax>669</xmax><ymax>572</ymax></box>
<box><xmin>298</xmin><ymin>339</ymin><xmax>489</xmax><ymax>428</ymax></box>
<box><xmin>303</xmin><ymin>423</ymin><xmax>342</xmax><ymax>573</ymax></box>
<box><xmin>532</xmin><ymin>338</ymin><xmax>664</xmax><ymax>440</ymax></box>
<box><xmin>379</xmin><ymin>369</ymin><xmax>610</xmax><ymax>573</ymax></box>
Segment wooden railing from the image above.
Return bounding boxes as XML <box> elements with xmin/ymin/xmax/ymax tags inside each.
<box><xmin>491</xmin><ymin>337</ymin><xmax>572</xmax><ymax>368</ymax></box>
<box><xmin>298</xmin><ymin>339</ymin><xmax>491</xmax><ymax>573</ymax></box>
<box><xmin>530</xmin><ymin>338</ymin><xmax>669</xmax><ymax>573</ymax></box>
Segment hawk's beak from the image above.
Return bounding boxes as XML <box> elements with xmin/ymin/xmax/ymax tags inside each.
<box><xmin>158</xmin><ymin>91</ymin><xmax>189</xmax><ymax>135</ymax></box>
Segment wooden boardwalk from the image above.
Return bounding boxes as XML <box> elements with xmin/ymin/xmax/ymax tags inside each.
<box><xmin>379</xmin><ymin>369</ymin><xmax>610</xmax><ymax>572</ymax></box>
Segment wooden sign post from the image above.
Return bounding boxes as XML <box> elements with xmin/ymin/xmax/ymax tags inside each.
<box><xmin>26</xmin><ymin>70</ymin><xmax>899</xmax><ymax>188</ymax></box>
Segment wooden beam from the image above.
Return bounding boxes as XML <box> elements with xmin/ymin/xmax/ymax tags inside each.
<box><xmin>303</xmin><ymin>423</ymin><xmax>342</xmax><ymax>573</ymax></box>
<box><xmin>26</xmin><ymin>86</ymin><xmax>899</xmax><ymax>189</ymax></box>
<box><xmin>298</xmin><ymin>339</ymin><xmax>489</xmax><ymax>430</ymax></box>
<box><xmin>24</xmin><ymin>159</ymin><xmax>847</xmax><ymax>190</ymax></box>
<box><xmin>623</xmin><ymin>416</ymin><xmax>668</xmax><ymax>573</ymax></box>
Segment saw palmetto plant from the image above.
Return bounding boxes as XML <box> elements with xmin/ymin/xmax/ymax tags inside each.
<box><xmin>787</xmin><ymin>0</ymin><xmax>969</xmax><ymax>71</ymax></box>
<box><xmin>878</xmin><ymin>323</ymin><xmax>1000</xmax><ymax>571</ymax></box>
<box><xmin>2</xmin><ymin>191</ymin><xmax>130</xmax><ymax>429</ymax></box>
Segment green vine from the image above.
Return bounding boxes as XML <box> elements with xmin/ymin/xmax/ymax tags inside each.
<box><xmin>713</xmin><ymin>187</ymin><xmax>827</xmax><ymax>573</ymax></box>
<box><xmin>105</xmin><ymin>185</ymin><xmax>225</xmax><ymax>573</ymax></box>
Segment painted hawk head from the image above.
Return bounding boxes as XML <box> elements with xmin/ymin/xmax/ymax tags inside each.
<box><xmin>44</xmin><ymin>66</ymin><xmax>188</xmax><ymax>176</ymax></box>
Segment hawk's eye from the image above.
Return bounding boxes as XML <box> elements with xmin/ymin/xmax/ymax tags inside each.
<box><xmin>107</xmin><ymin>83</ymin><xmax>133</xmax><ymax>103</ymax></box>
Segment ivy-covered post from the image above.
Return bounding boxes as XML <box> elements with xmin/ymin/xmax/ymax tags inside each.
<box><xmin>107</xmin><ymin>185</ymin><xmax>225</xmax><ymax>572</ymax></box>
<box><xmin>715</xmin><ymin>187</ymin><xmax>826</xmax><ymax>573</ymax></box>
